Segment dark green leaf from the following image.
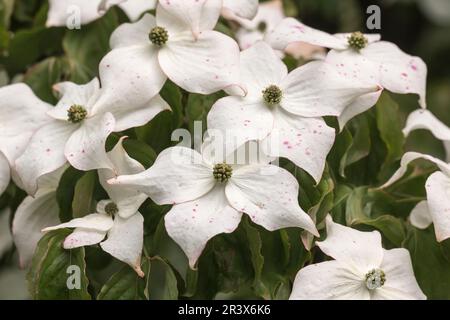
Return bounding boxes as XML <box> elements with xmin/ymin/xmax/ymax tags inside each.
<box><xmin>63</xmin><ymin>10</ymin><xmax>118</xmax><ymax>83</ymax></box>
<box><xmin>376</xmin><ymin>92</ymin><xmax>405</xmax><ymax>181</ymax></box>
<box><xmin>27</xmin><ymin>229</ymin><xmax>91</xmax><ymax>300</ymax></box>
<box><xmin>71</xmin><ymin>171</ymin><xmax>96</xmax><ymax>218</ymax></box>
<box><xmin>404</xmin><ymin>227</ymin><xmax>450</xmax><ymax>299</ymax></box>
<box><xmin>97</xmin><ymin>260</ymin><xmax>149</xmax><ymax>300</ymax></box>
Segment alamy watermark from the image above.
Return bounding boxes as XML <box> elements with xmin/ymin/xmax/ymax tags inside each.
<box><xmin>366</xmin><ymin>5</ymin><xmax>381</xmax><ymax>30</ymax></box>
<box><xmin>66</xmin><ymin>265</ymin><xmax>81</xmax><ymax>290</ymax></box>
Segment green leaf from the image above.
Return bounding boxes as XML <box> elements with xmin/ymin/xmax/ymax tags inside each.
<box><xmin>0</xmin><ymin>27</ymin><xmax>9</xmax><ymax>56</ymax></box>
<box><xmin>122</xmin><ymin>139</ymin><xmax>157</xmax><ymax>169</ymax></box>
<box><xmin>308</xmin><ymin>165</ymin><xmax>335</xmax><ymax>224</ymax></box>
<box><xmin>345</xmin><ymin>187</ymin><xmax>371</xmax><ymax>225</ymax></box>
<box><xmin>186</xmin><ymin>91</ymin><xmax>225</xmax><ymax>135</ymax></box>
<box><xmin>97</xmin><ymin>261</ymin><xmax>149</xmax><ymax>300</ymax></box>
<box><xmin>339</xmin><ymin>114</ymin><xmax>371</xmax><ymax>177</ymax></box>
<box><xmin>0</xmin><ymin>27</ymin><xmax>64</xmax><ymax>74</ymax></box>
<box><xmin>354</xmin><ymin>215</ymin><xmax>406</xmax><ymax>247</ymax></box>
<box><xmin>404</xmin><ymin>227</ymin><xmax>450</xmax><ymax>299</ymax></box>
<box><xmin>242</xmin><ymin>218</ymin><xmax>270</xmax><ymax>299</ymax></box>
<box><xmin>241</xmin><ymin>221</ymin><xmax>309</xmax><ymax>300</ymax></box>
<box><xmin>12</xmin><ymin>0</ymin><xmax>41</xmax><ymax>23</ymax></box>
<box><xmin>135</xmin><ymin>110</ymin><xmax>177</xmax><ymax>153</ymax></box>
<box><xmin>56</xmin><ymin>166</ymin><xmax>84</xmax><ymax>222</ymax></box>
<box><xmin>375</xmin><ymin>92</ymin><xmax>405</xmax><ymax>181</ymax></box>
<box><xmin>27</xmin><ymin>229</ymin><xmax>91</xmax><ymax>300</ymax></box>
<box><xmin>0</xmin><ymin>0</ymin><xmax>15</xmax><ymax>29</ymax></box>
<box><xmin>146</xmin><ymin>257</ymin><xmax>179</xmax><ymax>300</ymax></box>
<box><xmin>71</xmin><ymin>171</ymin><xmax>97</xmax><ymax>218</ymax></box>
<box><xmin>62</xmin><ymin>10</ymin><xmax>118</xmax><ymax>83</ymax></box>
<box><xmin>23</xmin><ymin>56</ymin><xmax>69</xmax><ymax>103</ymax></box>
<box><xmin>344</xmin><ymin>187</ymin><xmax>407</xmax><ymax>246</ymax></box>
<box><xmin>159</xmin><ymin>80</ymin><xmax>184</xmax><ymax>127</ymax></box>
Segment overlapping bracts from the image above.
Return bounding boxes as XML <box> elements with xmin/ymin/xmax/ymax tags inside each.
<box><xmin>0</xmin><ymin>0</ymin><xmax>438</xmax><ymax>300</ymax></box>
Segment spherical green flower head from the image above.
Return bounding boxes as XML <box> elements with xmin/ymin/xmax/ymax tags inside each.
<box><xmin>262</xmin><ymin>85</ymin><xmax>283</xmax><ymax>106</ymax></box>
<box><xmin>105</xmin><ymin>202</ymin><xmax>119</xmax><ymax>215</ymax></box>
<box><xmin>213</xmin><ymin>163</ymin><xmax>233</xmax><ymax>183</ymax></box>
<box><xmin>149</xmin><ymin>26</ymin><xmax>169</xmax><ymax>46</ymax></box>
<box><xmin>67</xmin><ymin>105</ymin><xmax>87</xmax><ymax>123</ymax></box>
<box><xmin>348</xmin><ymin>31</ymin><xmax>368</xmax><ymax>50</ymax></box>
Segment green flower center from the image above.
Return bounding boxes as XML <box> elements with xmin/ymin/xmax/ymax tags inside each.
<box><xmin>67</xmin><ymin>105</ymin><xmax>87</xmax><ymax>123</ymax></box>
<box><xmin>257</xmin><ymin>21</ymin><xmax>267</xmax><ymax>32</ymax></box>
<box><xmin>348</xmin><ymin>31</ymin><xmax>368</xmax><ymax>50</ymax></box>
<box><xmin>105</xmin><ymin>202</ymin><xmax>119</xmax><ymax>215</ymax></box>
<box><xmin>365</xmin><ymin>268</ymin><xmax>386</xmax><ymax>290</ymax></box>
<box><xmin>149</xmin><ymin>26</ymin><xmax>169</xmax><ymax>46</ymax></box>
<box><xmin>262</xmin><ymin>85</ymin><xmax>282</xmax><ymax>106</ymax></box>
<box><xmin>213</xmin><ymin>163</ymin><xmax>233</xmax><ymax>183</ymax></box>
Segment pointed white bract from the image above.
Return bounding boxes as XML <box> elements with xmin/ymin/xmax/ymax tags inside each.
<box><xmin>97</xmin><ymin>1</ymin><xmax>241</xmax><ymax>112</ymax></box>
<box><xmin>399</xmin><ymin>109</ymin><xmax>450</xmax><ymax>231</ymax></box>
<box><xmin>8</xmin><ymin>78</ymin><xmax>168</xmax><ymax>196</ymax></box>
<box><xmin>225</xmin><ymin>0</ymin><xmax>325</xmax><ymax>60</ymax></box>
<box><xmin>207</xmin><ymin>41</ymin><xmax>380</xmax><ymax>182</ymax></box>
<box><xmin>98</xmin><ymin>137</ymin><xmax>148</xmax><ymax>219</ymax></box>
<box><xmin>222</xmin><ymin>0</ymin><xmax>258</xmax><ymax>20</ymax></box>
<box><xmin>46</xmin><ymin>0</ymin><xmax>157</xmax><ymax>27</ymax></box>
<box><xmin>404</xmin><ymin>109</ymin><xmax>450</xmax><ymax>162</ymax></box>
<box><xmin>290</xmin><ymin>216</ymin><xmax>426</xmax><ymax>300</ymax></box>
<box><xmin>3</xmin><ymin>0</ymin><xmax>439</xmax><ymax>300</ymax></box>
<box><xmin>0</xmin><ymin>84</ymin><xmax>53</xmax><ymax>169</ymax></box>
<box><xmin>12</xmin><ymin>166</ymin><xmax>66</xmax><ymax>268</ymax></box>
<box><xmin>42</xmin><ymin>139</ymin><xmax>146</xmax><ymax>276</ymax></box>
<box><xmin>108</xmin><ymin>142</ymin><xmax>318</xmax><ymax>268</ymax></box>
<box><xmin>381</xmin><ymin>151</ymin><xmax>450</xmax><ymax>242</ymax></box>
<box><xmin>409</xmin><ymin>200</ymin><xmax>433</xmax><ymax>230</ymax></box>
<box><xmin>265</xmin><ymin>18</ymin><xmax>428</xmax><ymax>127</ymax></box>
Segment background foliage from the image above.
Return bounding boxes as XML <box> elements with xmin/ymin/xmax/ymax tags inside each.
<box><xmin>1</xmin><ymin>0</ymin><xmax>450</xmax><ymax>300</ymax></box>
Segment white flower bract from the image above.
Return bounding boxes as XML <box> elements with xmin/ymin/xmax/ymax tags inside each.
<box><xmin>290</xmin><ymin>216</ymin><xmax>426</xmax><ymax>300</ymax></box>
<box><xmin>108</xmin><ymin>142</ymin><xmax>319</xmax><ymax>268</ymax></box>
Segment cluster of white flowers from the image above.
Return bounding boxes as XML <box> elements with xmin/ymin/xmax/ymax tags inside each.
<box><xmin>0</xmin><ymin>0</ymin><xmax>436</xmax><ymax>300</ymax></box>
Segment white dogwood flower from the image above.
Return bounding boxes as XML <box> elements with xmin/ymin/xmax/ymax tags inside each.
<box><xmin>290</xmin><ymin>215</ymin><xmax>426</xmax><ymax>300</ymax></box>
<box><xmin>42</xmin><ymin>138</ymin><xmax>147</xmax><ymax>276</ymax></box>
<box><xmin>207</xmin><ymin>41</ymin><xmax>380</xmax><ymax>183</ymax></box>
<box><xmin>226</xmin><ymin>0</ymin><xmax>325</xmax><ymax>60</ymax></box>
<box><xmin>265</xmin><ymin>18</ymin><xmax>427</xmax><ymax>128</ymax></box>
<box><xmin>11</xmin><ymin>78</ymin><xmax>168</xmax><ymax>195</ymax></box>
<box><xmin>403</xmin><ymin>109</ymin><xmax>450</xmax><ymax>162</ymax></box>
<box><xmin>96</xmin><ymin>0</ymin><xmax>242</xmax><ymax>112</ymax></box>
<box><xmin>108</xmin><ymin>142</ymin><xmax>319</xmax><ymax>268</ymax></box>
<box><xmin>46</xmin><ymin>0</ymin><xmax>157</xmax><ymax>27</ymax></box>
<box><xmin>401</xmin><ymin>110</ymin><xmax>450</xmax><ymax>229</ymax></box>
<box><xmin>381</xmin><ymin>151</ymin><xmax>450</xmax><ymax>242</ymax></box>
